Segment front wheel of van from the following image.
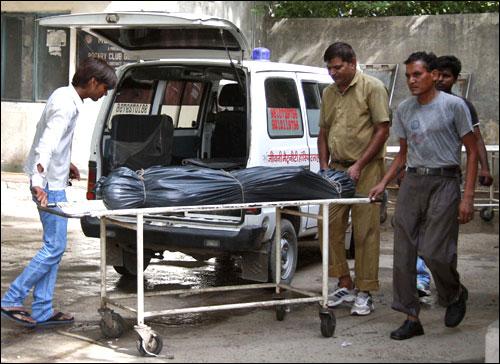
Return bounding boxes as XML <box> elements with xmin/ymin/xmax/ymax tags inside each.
<box><xmin>269</xmin><ymin>219</ymin><xmax>298</xmax><ymax>285</ymax></box>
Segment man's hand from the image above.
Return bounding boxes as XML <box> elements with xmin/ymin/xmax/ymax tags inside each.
<box><xmin>368</xmin><ymin>181</ymin><xmax>386</xmax><ymax>201</ymax></box>
<box><xmin>31</xmin><ymin>186</ymin><xmax>48</xmax><ymax>207</ymax></box>
<box><xmin>69</xmin><ymin>163</ymin><xmax>80</xmax><ymax>181</ymax></box>
<box><xmin>318</xmin><ymin>168</ymin><xmax>330</xmax><ymax>178</ymax></box>
<box><xmin>478</xmin><ymin>169</ymin><xmax>493</xmax><ymax>187</ymax></box>
<box><xmin>458</xmin><ymin>198</ymin><xmax>474</xmax><ymax>224</ymax></box>
<box><xmin>347</xmin><ymin>163</ymin><xmax>362</xmax><ymax>183</ymax></box>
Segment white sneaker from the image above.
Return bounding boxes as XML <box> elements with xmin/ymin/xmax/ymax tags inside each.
<box><xmin>327</xmin><ymin>287</ymin><xmax>356</xmax><ymax>307</ymax></box>
<box><xmin>350</xmin><ymin>292</ymin><xmax>374</xmax><ymax>316</ymax></box>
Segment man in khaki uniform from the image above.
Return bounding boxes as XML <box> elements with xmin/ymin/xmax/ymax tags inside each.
<box><xmin>318</xmin><ymin>42</ymin><xmax>390</xmax><ymax>315</ymax></box>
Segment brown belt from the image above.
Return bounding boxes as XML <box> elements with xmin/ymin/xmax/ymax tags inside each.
<box><xmin>331</xmin><ymin>159</ymin><xmax>356</xmax><ymax>167</ymax></box>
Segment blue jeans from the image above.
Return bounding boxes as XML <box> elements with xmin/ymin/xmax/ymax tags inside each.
<box><xmin>416</xmin><ymin>256</ymin><xmax>431</xmax><ymax>289</ymax></box>
<box><xmin>1</xmin><ymin>187</ymin><xmax>67</xmax><ymax>322</ymax></box>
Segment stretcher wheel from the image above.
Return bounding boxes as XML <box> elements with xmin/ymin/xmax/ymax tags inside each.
<box><xmin>319</xmin><ymin>310</ymin><xmax>336</xmax><ymax>337</ymax></box>
<box><xmin>276</xmin><ymin>305</ymin><xmax>287</xmax><ymax>321</ymax></box>
<box><xmin>137</xmin><ymin>331</ymin><xmax>163</xmax><ymax>356</ymax></box>
<box><xmin>100</xmin><ymin>312</ymin><xmax>126</xmax><ymax>338</ymax></box>
<box><xmin>480</xmin><ymin>207</ymin><xmax>494</xmax><ymax>222</ymax></box>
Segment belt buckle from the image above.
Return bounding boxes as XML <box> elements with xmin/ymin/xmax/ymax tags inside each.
<box><xmin>416</xmin><ymin>167</ymin><xmax>428</xmax><ymax>175</ymax></box>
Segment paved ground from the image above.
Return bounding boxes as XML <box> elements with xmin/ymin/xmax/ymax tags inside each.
<box><xmin>1</xmin><ymin>172</ymin><xmax>498</xmax><ymax>362</ymax></box>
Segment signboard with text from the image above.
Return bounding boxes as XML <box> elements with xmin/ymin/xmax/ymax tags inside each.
<box><xmin>76</xmin><ymin>30</ymin><xmax>135</xmax><ymax>69</ymax></box>
<box><xmin>267</xmin><ymin>107</ymin><xmax>303</xmax><ymax>138</ymax></box>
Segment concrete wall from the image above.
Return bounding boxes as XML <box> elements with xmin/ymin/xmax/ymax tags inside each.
<box><xmin>1</xmin><ymin>5</ymin><xmax>498</xmax><ymax>174</ymax></box>
<box><xmin>264</xmin><ymin>13</ymin><xmax>499</xmax><ymax>145</ymax></box>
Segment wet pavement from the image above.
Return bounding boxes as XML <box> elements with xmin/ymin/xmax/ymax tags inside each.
<box><xmin>1</xmin><ymin>172</ymin><xmax>499</xmax><ymax>362</ymax></box>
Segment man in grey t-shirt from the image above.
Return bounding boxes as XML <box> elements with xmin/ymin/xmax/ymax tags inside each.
<box><xmin>369</xmin><ymin>52</ymin><xmax>478</xmax><ymax>340</ymax></box>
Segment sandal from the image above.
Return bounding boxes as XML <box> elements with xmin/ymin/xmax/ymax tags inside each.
<box><xmin>37</xmin><ymin>311</ymin><xmax>74</xmax><ymax>327</ymax></box>
<box><xmin>1</xmin><ymin>307</ymin><xmax>36</xmax><ymax>328</ymax></box>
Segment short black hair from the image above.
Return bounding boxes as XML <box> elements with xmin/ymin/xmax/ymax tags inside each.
<box><xmin>404</xmin><ymin>51</ymin><xmax>438</xmax><ymax>72</ymax></box>
<box><xmin>323</xmin><ymin>42</ymin><xmax>356</xmax><ymax>63</ymax></box>
<box><xmin>72</xmin><ymin>57</ymin><xmax>117</xmax><ymax>89</ymax></box>
<box><xmin>435</xmin><ymin>55</ymin><xmax>462</xmax><ymax>79</ymax></box>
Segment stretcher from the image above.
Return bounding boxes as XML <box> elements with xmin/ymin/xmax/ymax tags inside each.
<box><xmin>40</xmin><ymin>197</ymin><xmax>372</xmax><ymax>356</ymax></box>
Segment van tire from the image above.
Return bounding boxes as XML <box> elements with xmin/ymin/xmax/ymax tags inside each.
<box><xmin>269</xmin><ymin>218</ymin><xmax>298</xmax><ymax>285</ymax></box>
<box><xmin>113</xmin><ymin>249</ymin><xmax>151</xmax><ymax>276</ymax></box>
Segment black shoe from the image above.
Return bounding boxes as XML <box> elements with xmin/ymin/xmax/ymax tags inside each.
<box><xmin>445</xmin><ymin>284</ymin><xmax>468</xmax><ymax>327</ymax></box>
<box><xmin>390</xmin><ymin>320</ymin><xmax>424</xmax><ymax>340</ymax></box>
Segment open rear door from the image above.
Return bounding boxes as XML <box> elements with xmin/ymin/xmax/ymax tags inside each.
<box><xmin>38</xmin><ymin>12</ymin><xmax>250</xmax><ymax>62</ymax></box>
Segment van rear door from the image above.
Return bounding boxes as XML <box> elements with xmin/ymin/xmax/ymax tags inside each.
<box><xmin>38</xmin><ymin>12</ymin><xmax>250</xmax><ymax>62</ymax></box>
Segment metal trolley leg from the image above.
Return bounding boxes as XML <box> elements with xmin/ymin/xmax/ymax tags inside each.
<box><xmin>134</xmin><ymin>213</ymin><xmax>163</xmax><ymax>356</ymax></box>
<box><xmin>98</xmin><ymin>217</ymin><xmax>126</xmax><ymax>339</ymax></box>
<box><xmin>100</xmin><ymin>218</ymin><xmax>107</xmax><ymax>310</ymax></box>
<box><xmin>319</xmin><ymin>203</ymin><xmax>336</xmax><ymax>337</ymax></box>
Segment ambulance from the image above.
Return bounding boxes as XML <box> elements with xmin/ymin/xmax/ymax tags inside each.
<box><xmin>40</xmin><ymin>12</ymin><xmax>361</xmax><ymax>283</ymax></box>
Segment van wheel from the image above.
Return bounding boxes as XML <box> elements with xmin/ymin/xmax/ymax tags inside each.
<box><xmin>269</xmin><ymin>219</ymin><xmax>298</xmax><ymax>285</ymax></box>
<box><xmin>113</xmin><ymin>249</ymin><xmax>151</xmax><ymax>276</ymax></box>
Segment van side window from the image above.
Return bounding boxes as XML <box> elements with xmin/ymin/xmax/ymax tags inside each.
<box><xmin>301</xmin><ymin>82</ymin><xmax>322</xmax><ymax>137</ymax></box>
<box><xmin>265</xmin><ymin>78</ymin><xmax>304</xmax><ymax>139</ymax></box>
<box><xmin>318</xmin><ymin>83</ymin><xmax>330</xmax><ymax>97</ymax></box>
<box><xmin>160</xmin><ymin>81</ymin><xmax>207</xmax><ymax>129</ymax></box>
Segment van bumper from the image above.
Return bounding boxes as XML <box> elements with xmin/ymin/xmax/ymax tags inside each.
<box><xmin>80</xmin><ymin>216</ymin><xmax>265</xmax><ymax>252</ymax></box>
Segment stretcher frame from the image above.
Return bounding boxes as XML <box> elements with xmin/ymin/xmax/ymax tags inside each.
<box><xmin>41</xmin><ymin>197</ymin><xmax>372</xmax><ymax>356</ymax></box>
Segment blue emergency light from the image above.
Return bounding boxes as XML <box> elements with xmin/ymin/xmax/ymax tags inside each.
<box><xmin>252</xmin><ymin>47</ymin><xmax>271</xmax><ymax>61</ymax></box>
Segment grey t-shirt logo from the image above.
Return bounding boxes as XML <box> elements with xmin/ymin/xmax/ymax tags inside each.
<box><xmin>410</xmin><ymin>119</ymin><xmax>420</xmax><ymax>130</ymax></box>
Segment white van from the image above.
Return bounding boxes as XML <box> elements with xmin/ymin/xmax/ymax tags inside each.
<box><xmin>39</xmin><ymin>12</ymin><xmax>335</xmax><ymax>284</ymax></box>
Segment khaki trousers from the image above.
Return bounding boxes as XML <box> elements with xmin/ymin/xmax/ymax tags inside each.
<box><xmin>318</xmin><ymin>159</ymin><xmax>384</xmax><ymax>292</ymax></box>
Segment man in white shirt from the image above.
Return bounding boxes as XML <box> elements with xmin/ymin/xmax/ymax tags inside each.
<box><xmin>1</xmin><ymin>57</ymin><xmax>117</xmax><ymax>327</ymax></box>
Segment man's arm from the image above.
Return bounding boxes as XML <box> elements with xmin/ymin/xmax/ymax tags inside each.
<box><xmin>369</xmin><ymin>138</ymin><xmax>407</xmax><ymax>200</ymax></box>
<box><xmin>348</xmin><ymin>122</ymin><xmax>390</xmax><ymax>182</ymax></box>
<box><xmin>318</xmin><ymin>127</ymin><xmax>330</xmax><ymax>170</ymax></box>
<box><xmin>459</xmin><ymin>131</ymin><xmax>478</xmax><ymax>224</ymax></box>
<box><xmin>473</xmin><ymin>126</ymin><xmax>493</xmax><ymax>186</ymax></box>
<box><xmin>31</xmin><ymin>103</ymin><xmax>72</xmax><ymax>188</ymax></box>
<box><xmin>464</xmin><ymin>99</ymin><xmax>492</xmax><ymax>186</ymax></box>
<box><xmin>69</xmin><ymin>162</ymin><xmax>81</xmax><ymax>181</ymax></box>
